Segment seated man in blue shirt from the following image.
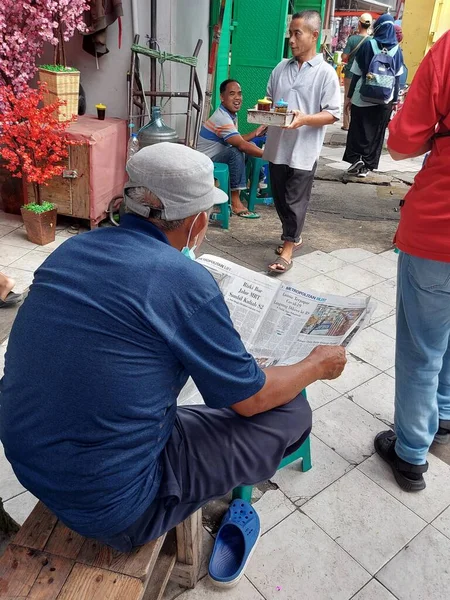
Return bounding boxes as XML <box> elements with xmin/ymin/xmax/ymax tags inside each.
<box><xmin>197</xmin><ymin>79</ymin><xmax>266</xmax><ymax>218</ymax></box>
<box><xmin>0</xmin><ymin>143</ymin><xmax>346</xmax><ymax>557</ymax></box>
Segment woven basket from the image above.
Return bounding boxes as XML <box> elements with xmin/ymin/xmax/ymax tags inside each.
<box><xmin>38</xmin><ymin>68</ymin><xmax>80</xmax><ymax>123</ymax></box>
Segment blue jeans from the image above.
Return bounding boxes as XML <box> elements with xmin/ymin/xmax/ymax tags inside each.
<box><xmin>395</xmin><ymin>252</ymin><xmax>450</xmax><ymax>464</ymax></box>
<box><xmin>211</xmin><ymin>146</ymin><xmax>246</xmax><ymax>191</ymax></box>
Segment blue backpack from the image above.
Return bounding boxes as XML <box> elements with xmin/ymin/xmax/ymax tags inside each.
<box><xmin>360</xmin><ymin>38</ymin><xmax>399</xmax><ymax>104</ymax></box>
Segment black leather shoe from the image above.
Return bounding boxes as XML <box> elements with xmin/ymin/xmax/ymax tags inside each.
<box><xmin>374</xmin><ymin>430</ymin><xmax>428</xmax><ymax>492</ymax></box>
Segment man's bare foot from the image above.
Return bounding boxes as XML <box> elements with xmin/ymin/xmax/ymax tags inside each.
<box><xmin>0</xmin><ymin>275</ymin><xmax>16</xmax><ymax>302</ymax></box>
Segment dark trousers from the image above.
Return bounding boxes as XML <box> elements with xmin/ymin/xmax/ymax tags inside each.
<box><xmin>99</xmin><ymin>392</ymin><xmax>312</xmax><ymax>552</ymax></box>
<box><xmin>269</xmin><ymin>162</ymin><xmax>317</xmax><ymax>243</ymax></box>
<box><xmin>343</xmin><ymin>103</ymin><xmax>393</xmax><ymax>171</ymax></box>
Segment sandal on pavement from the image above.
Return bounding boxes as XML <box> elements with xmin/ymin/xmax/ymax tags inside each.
<box><xmin>275</xmin><ymin>238</ymin><xmax>303</xmax><ymax>256</ymax></box>
<box><xmin>208</xmin><ymin>499</ymin><xmax>261</xmax><ymax>588</ymax></box>
<box><xmin>0</xmin><ymin>292</ymin><xmax>23</xmax><ymax>308</ymax></box>
<box><xmin>232</xmin><ymin>210</ymin><xmax>260</xmax><ymax>219</ymax></box>
<box><xmin>374</xmin><ymin>430</ymin><xmax>428</xmax><ymax>492</ymax></box>
<box><xmin>268</xmin><ymin>257</ymin><xmax>292</xmax><ymax>275</ymax></box>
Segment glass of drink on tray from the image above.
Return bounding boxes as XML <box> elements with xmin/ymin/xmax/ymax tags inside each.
<box><xmin>96</xmin><ymin>103</ymin><xmax>106</xmax><ymax>120</ymax></box>
<box><xmin>257</xmin><ymin>97</ymin><xmax>272</xmax><ymax>111</ymax></box>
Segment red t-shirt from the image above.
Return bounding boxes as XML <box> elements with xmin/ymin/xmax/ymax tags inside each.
<box><xmin>388</xmin><ymin>31</ymin><xmax>450</xmax><ymax>263</ymax></box>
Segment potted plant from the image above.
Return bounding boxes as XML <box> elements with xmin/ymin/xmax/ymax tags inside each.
<box><xmin>37</xmin><ymin>0</ymin><xmax>88</xmax><ymax>122</ymax></box>
<box><xmin>0</xmin><ymin>84</ymin><xmax>80</xmax><ymax>245</ymax></box>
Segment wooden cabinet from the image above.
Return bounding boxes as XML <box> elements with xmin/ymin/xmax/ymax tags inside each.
<box><xmin>25</xmin><ymin>116</ymin><xmax>128</xmax><ymax>228</ymax></box>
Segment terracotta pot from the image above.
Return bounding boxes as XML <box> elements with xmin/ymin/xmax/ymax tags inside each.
<box><xmin>0</xmin><ymin>177</ymin><xmax>24</xmax><ymax>215</ymax></box>
<box><xmin>21</xmin><ymin>207</ymin><xmax>57</xmax><ymax>245</ymax></box>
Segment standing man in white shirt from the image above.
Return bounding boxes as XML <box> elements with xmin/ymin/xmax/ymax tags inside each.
<box><xmin>264</xmin><ymin>10</ymin><xmax>341</xmax><ymax>274</ymax></box>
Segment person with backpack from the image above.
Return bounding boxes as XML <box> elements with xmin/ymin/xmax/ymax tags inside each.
<box><xmin>341</xmin><ymin>13</ymin><xmax>372</xmax><ymax>131</ymax></box>
<box><xmin>375</xmin><ymin>30</ymin><xmax>450</xmax><ymax>491</ymax></box>
<box><xmin>343</xmin><ymin>13</ymin><xmax>404</xmax><ymax>177</ymax></box>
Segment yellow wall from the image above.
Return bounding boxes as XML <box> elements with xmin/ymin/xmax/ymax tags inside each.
<box><xmin>402</xmin><ymin>0</ymin><xmax>450</xmax><ymax>82</ymax></box>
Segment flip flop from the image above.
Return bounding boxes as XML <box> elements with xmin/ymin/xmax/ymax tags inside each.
<box><xmin>232</xmin><ymin>210</ymin><xmax>260</xmax><ymax>219</ymax></box>
<box><xmin>275</xmin><ymin>238</ymin><xmax>303</xmax><ymax>255</ymax></box>
<box><xmin>268</xmin><ymin>256</ymin><xmax>293</xmax><ymax>274</ymax></box>
<box><xmin>208</xmin><ymin>499</ymin><xmax>261</xmax><ymax>588</ymax></box>
<box><xmin>0</xmin><ymin>292</ymin><xmax>23</xmax><ymax>308</ymax></box>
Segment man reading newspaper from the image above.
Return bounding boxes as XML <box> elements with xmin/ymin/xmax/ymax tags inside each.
<box><xmin>0</xmin><ymin>144</ymin><xmax>346</xmax><ymax>584</ymax></box>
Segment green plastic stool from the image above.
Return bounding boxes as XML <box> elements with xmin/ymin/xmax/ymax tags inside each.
<box><xmin>232</xmin><ymin>390</ymin><xmax>312</xmax><ymax>503</ymax></box>
<box><xmin>240</xmin><ymin>156</ymin><xmax>273</xmax><ymax>213</ymax></box>
<box><xmin>211</xmin><ymin>162</ymin><xmax>231</xmax><ymax>229</ymax></box>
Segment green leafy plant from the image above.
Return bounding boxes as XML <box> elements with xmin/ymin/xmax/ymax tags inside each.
<box><xmin>39</xmin><ymin>64</ymin><xmax>79</xmax><ymax>73</ymax></box>
<box><xmin>21</xmin><ymin>202</ymin><xmax>56</xmax><ymax>214</ymax></box>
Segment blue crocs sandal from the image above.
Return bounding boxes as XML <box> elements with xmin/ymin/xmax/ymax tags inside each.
<box><xmin>208</xmin><ymin>499</ymin><xmax>261</xmax><ymax>588</ymax></box>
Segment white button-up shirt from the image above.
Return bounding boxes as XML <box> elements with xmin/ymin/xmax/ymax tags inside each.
<box><xmin>263</xmin><ymin>54</ymin><xmax>341</xmax><ymax>170</ymax></box>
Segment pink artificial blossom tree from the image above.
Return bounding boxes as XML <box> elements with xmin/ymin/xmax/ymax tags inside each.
<box><xmin>0</xmin><ymin>0</ymin><xmax>88</xmax><ymax>93</ymax></box>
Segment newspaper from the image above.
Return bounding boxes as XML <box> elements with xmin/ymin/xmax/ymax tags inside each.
<box><xmin>178</xmin><ymin>254</ymin><xmax>372</xmax><ymax>404</ymax></box>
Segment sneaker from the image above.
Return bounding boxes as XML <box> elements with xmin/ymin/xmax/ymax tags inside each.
<box><xmin>434</xmin><ymin>420</ymin><xmax>450</xmax><ymax>445</ymax></box>
<box><xmin>356</xmin><ymin>167</ymin><xmax>369</xmax><ymax>178</ymax></box>
<box><xmin>374</xmin><ymin>430</ymin><xmax>428</xmax><ymax>492</ymax></box>
<box><xmin>347</xmin><ymin>158</ymin><xmax>364</xmax><ymax>175</ymax></box>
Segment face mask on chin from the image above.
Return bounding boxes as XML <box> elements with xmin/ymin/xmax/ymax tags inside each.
<box><xmin>181</xmin><ymin>212</ymin><xmax>202</xmax><ymax>260</ymax></box>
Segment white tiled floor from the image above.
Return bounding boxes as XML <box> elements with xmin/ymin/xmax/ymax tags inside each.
<box><xmin>1</xmin><ymin>233</ymin><xmax>449</xmax><ymax>600</ymax></box>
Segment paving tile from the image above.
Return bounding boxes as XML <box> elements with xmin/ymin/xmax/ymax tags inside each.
<box><xmin>377</xmin><ymin>525</ymin><xmax>450</xmax><ymax>600</ymax></box>
<box><xmin>371</xmin><ymin>315</ymin><xmax>396</xmax><ymax>339</ymax></box>
<box><xmin>1</xmin><ymin>228</ymin><xmax>38</xmax><ymax>250</ymax></box>
<box><xmin>0</xmin><ymin>212</ymin><xmax>22</xmax><ymax>227</ymax></box>
<box><xmin>294</xmin><ymin>250</ymin><xmax>347</xmax><ymax>274</ymax></box>
<box><xmin>271</xmin><ymin>435</ymin><xmax>352</xmax><ymax>506</ymax></box>
<box><xmin>303</xmin><ymin>469</ymin><xmax>426</xmax><ymax>575</ymax></box>
<box><xmin>347</xmin><ymin>373</ymin><xmax>395</xmax><ymax>425</ymax></box>
<box><xmin>35</xmin><ymin>236</ymin><xmax>70</xmax><ymax>254</ymax></box>
<box><xmin>252</xmin><ymin>489</ymin><xmax>296</xmax><ymax>535</ymax></box>
<box><xmin>385</xmin><ymin>367</ymin><xmax>395</xmax><ymax>378</ymax></box>
<box><xmin>433</xmin><ymin>506</ymin><xmax>450</xmax><ymax>540</ymax></box>
<box><xmin>306</xmin><ymin>380</ymin><xmax>341</xmax><ymax>411</ymax></box>
<box><xmin>3</xmin><ymin>491</ymin><xmax>39</xmax><ymax>525</ymax></box>
<box><xmin>327</xmin><ymin>352</ymin><xmax>381</xmax><ymax>395</ymax></box>
<box><xmin>359</xmin><ymin>453</ymin><xmax>450</xmax><ymax>523</ymax></box>
<box><xmin>0</xmin><ymin>445</ymin><xmax>26</xmax><ymax>501</ymax></box>
<box><xmin>327</xmin><ymin>264</ymin><xmax>385</xmax><ymax>292</ymax></box>
<box><xmin>330</xmin><ymin>248</ymin><xmax>375</xmax><ymax>263</ymax></box>
<box><xmin>163</xmin><ymin>528</ymin><xmax>215</xmax><ymax>600</ymax></box>
<box><xmin>9</xmin><ymin>249</ymin><xmax>49</xmax><ymax>272</ymax></box>
<box><xmin>275</xmin><ymin>262</ymin><xmax>319</xmax><ymax>285</ymax></box>
<box><xmin>356</xmin><ymin>255</ymin><xmax>398</xmax><ymax>279</ymax></box>
<box><xmin>0</xmin><ymin>242</ymin><xmax>31</xmax><ymax>266</ymax></box>
<box><xmin>170</xmin><ymin>576</ymin><xmax>265</xmax><ymax>600</ymax></box>
<box><xmin>246</xmin><ymin>511</ymin><xmax>370</xmax><ymax>600</ymax></box>
<box><xmin>0</xmin><ymin>224</ymin><xmax>19</xmax><ymax>238</ymax></box>
<box><xmin>349</xmin><ymin>328</ymin><xmax>396</xmax><ymax>371</ymax></box>
<box><xmin>363</xmin><ymin>279</ymin><xmax>397</xmax><ymax>308</ymax></box>
<box><xmin>1</xmin><ymin>267</ymin><xmax>34</xmax><ymax>294</ymax></box>
<box><xmin>351</xmin><ymin>580</ymin><xmax>396</xmax><ymax>600</ymax></box>
<box><xmin>313</xmin><ymin>396</ymin><xmax>386</xmax><ymax>464</ymax></box>
<box><xmin>379</xmin><ymin>250</ymin><xmax>398</xmax><ymax>263</ymax></box>
<box><xmin>299</xmin><ymin>274</ymin><xmax>357</xmax><ymax>297</ymax></box>
<box><xmin>350</xmin><ymin>293</ymin><xmax>396</xmax><ymax>326</ymax></box>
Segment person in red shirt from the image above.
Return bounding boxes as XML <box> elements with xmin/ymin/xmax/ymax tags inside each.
<box><xmin>375</xmin><ymin>31</ymin><xmax>450</xmax><ymax>492</ymax></box>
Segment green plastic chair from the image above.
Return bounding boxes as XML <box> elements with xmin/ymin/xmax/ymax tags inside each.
<box><xmin>240</xmin><ymin>156</ymin><xmax>273</xmax><ymax>213</ymax></box>
<box><xmin>232</xmin><ymin>389</ymin><xmax>312</xmax><ymax>503</ymax></box>
<box><xmin>211</xmin><ymin>163</ymin><xmax>231</xmax><ymax>229</ymax></box>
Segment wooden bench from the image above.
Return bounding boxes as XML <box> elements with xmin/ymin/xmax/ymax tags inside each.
<box><xmin>0</xmin><ymin>502</ymin><xmax>203</xmax><ymax>599</ymax></box>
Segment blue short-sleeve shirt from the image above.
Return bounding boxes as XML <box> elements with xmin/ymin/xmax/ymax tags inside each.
<box><xmin>0</xmin><ymin>214</ymin><xmax>265</xmax><ymax>538</ymax></box>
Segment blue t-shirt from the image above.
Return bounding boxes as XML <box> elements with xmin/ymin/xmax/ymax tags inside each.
<box><xmin>0</xmin><ymin>215</ymin><xmax>265</xmax><ymax>538</ymax></box>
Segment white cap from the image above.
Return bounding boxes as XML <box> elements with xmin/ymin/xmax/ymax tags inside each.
<box><xmin>124</xmin><ymin>143</ymin><xmax>228</xmax><ymax>221</ymax></box>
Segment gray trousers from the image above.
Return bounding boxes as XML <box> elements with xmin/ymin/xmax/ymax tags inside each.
<box><xmin>269</xmin><ymin>162</ymin><xmax>317</xmax><ymax>243</ymax></box>
<box><xmin>99</xmin><ymin>391</ymin><xmax>311</xmax><ymax>551</ymax></box>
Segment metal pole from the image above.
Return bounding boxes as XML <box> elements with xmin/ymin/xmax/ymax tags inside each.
<box><xmin>150</xmin><ymin>0</ymin><xmax>157</xmax><ymax>108</ymax></box>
